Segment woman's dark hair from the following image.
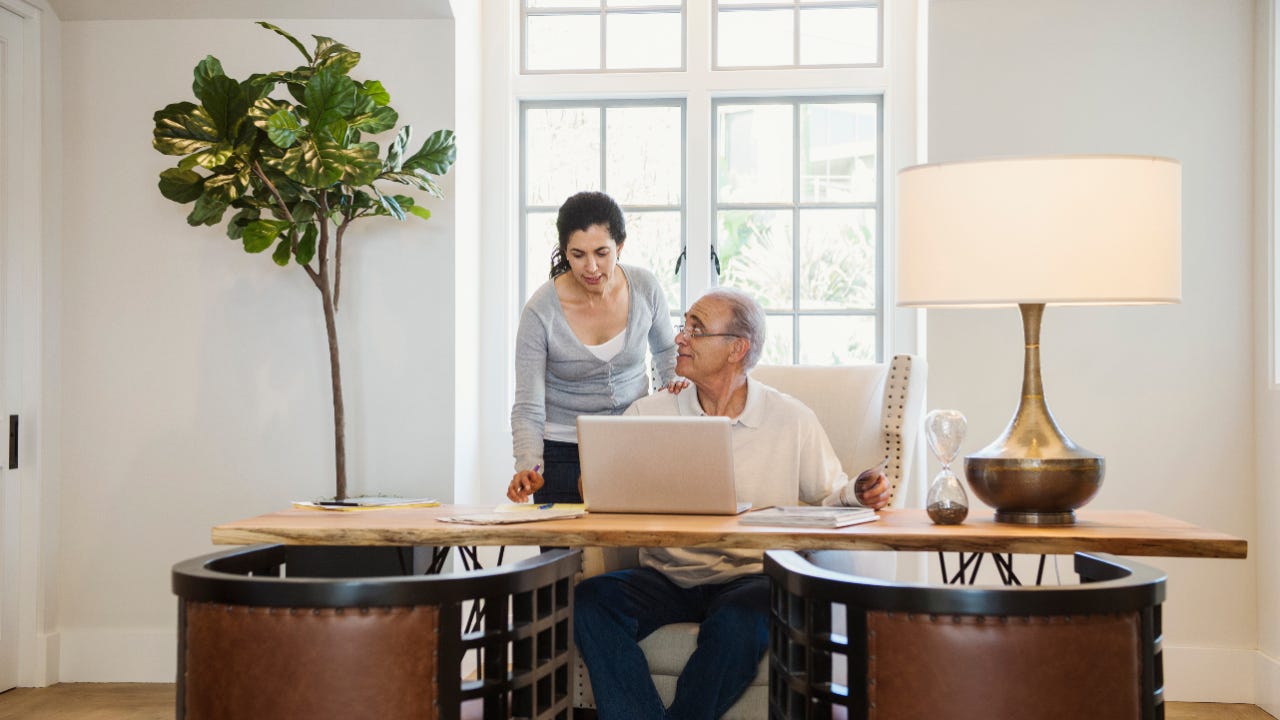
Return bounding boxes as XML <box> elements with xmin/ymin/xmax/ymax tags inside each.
<box><xmin>550</xmin><ymin>191</ymin><xmax>626</xmax><ymax>278</ymax></box>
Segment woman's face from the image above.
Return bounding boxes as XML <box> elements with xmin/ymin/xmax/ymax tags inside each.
<box><xmin>564</xmin><ymin>223</ymin><xmax>623</xmax><ymax>295</ymax></box>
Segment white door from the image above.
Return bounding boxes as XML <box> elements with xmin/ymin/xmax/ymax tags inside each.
<box><xmin>0</xmin><ymin>3</ymin><xmax>23</xmax><ymax>692</ymax></box>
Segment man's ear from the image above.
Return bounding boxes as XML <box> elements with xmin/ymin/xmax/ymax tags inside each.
<box><xmin>728</xmin><ymin>337</ymin><xmax>750</xmax><ymax>365</ymax></box>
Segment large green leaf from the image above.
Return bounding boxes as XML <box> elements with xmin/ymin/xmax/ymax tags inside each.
<box><xmin>296</xmin><ymin>222</ymin><xmax>318</xmax><ymax>265</ymax></box>
<box><xmin>304</xmin><ymin>69</ymin><xmax>358</xmax><ymax>132</ymax></box>
<box><xmin>401</xmin><ymin>129</ymin><xmax>456</xmax><ymax>177</ymax></box>
<box><xmin>386</xmin><ymin>126</ymin><xmax>411</xmax><ymax>172</ymax></box>
<box><xmin>196</xmin><ymin>74</ymin><xmax>250</xmax><ymax>139</ymax></box>
<box><xmin>249</xmin><ymin>97</ymin><xmax>293</xmax><ymax>129</ymax></box>
<box><xmin>361</xmin><ymin>80</ymin><xmax>390</xmax><ymax>107</ymax></box>
<box><xmin>275</xmin><ymin>139</ymin><xmax>341</xmax><ymax>187</ymax></box>
<box><xmin>266</xmin><ymin>109</ymin><xmax>304</xmax><ymax>148</ymax></box>
<box><xmin>334</xmin><ymin>140</ymin><xmax>383</xmax><ymax>186</ymax></box>
<box><xmin>153</xmin><ymin>102</ymin><xmax>219</xmax><ymax>156</ymax></box>
<box><xmin>350</xmin><ymin>105</ymin><xmax>397</xmax><ymax>135</ymax></box>
<box><xmin>271</xmin><ymin>237</ymin><xmax>292</xmax><ymax>266</ymax></box>
<box><xmin>203</xmin><ymin>168</ymin><xmax>250</xmax><ymax>201</ymax></box>
<box><xmin>313</xmin><ymin>35</ymin><xmax>360</xmax><ymax>74</ymax></box>
<box><xmin>258</xmin><ymin>22</ymin><xmax>313</xmax><ymax>64</ymax></box>
<box><xmin>407</xmin><ymin>204</ymin><xmax>431</xmax><ymax>221</ymax></box>
<box><xmin>187</xmin><ymin>192</ymin><xmax>228</xmax><ymax>226</ymax></box>
<box><xmin>243</xmin><ymin>219</ymin><xmax>291</xmax><ymax>253</ymax></box>
<box><xmin>190</xmin><ymin>142</ymin><xmax>235</xmax><ymax>170</ymax></box>
<box><xmin>379</xmin><ymin>169</ymin><xmax>443</xmax><ymax>197</ymax></box>
<box><xmin>373</xmin><ymin>187</ymin><xmax>405</xmax><ymax>220</ymax></box>
<box><xmin>226</xmin><ymin>207</ymin><xmax>260</xmax><ymax>240</ymax></box>
<box><xmin>192</xmin><ymin>56</ymin><xmax>225</xmax><ymax>100</ymax></box>
<box><xmin>158</xmin><ymin>167</ymin><xmax>205</xmax><ymax>204</ymax></box>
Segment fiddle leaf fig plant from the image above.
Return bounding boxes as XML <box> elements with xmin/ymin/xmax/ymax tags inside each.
<box><xmin>152</xmin><ymin>22</ymin><xmax>456</xmax><ymax>500</ymax></box>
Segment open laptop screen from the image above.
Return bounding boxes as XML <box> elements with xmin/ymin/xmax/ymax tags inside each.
<box><xmin>576</xmin><ymin>415</ymin><xmax>750</xmax><ymax>515</ymax></box>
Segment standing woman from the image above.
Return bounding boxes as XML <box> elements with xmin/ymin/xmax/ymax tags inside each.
<box><xmin>508</xmin><ymin>192</ymin><xmax>683</xmax><ymax>504</ymax></box>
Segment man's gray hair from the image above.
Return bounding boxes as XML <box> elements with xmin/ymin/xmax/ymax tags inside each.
<box><xmin>704</xmin><ymin>287</ymin><xmax>766</xmax><ymax>370</ymax></box>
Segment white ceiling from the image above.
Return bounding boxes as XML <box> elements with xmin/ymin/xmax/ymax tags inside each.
<box><xmin>46</xmin><ymin>0</ymin><xmax>455</xmax><ymax>21</ymax></box>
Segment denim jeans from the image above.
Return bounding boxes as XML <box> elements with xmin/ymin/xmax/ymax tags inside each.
<box><xmin>574</xmin><ymin>566</ymin><xmax>769</xmax><ymax>720</ymax></box>
<box><xmin>534</xmin><ymin>439</ymin><xmax>582</xmax><ymax>504</ymax></box>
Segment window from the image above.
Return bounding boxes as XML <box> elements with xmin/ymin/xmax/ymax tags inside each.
<box><xmin>523</xmin><ymin>1</ymin><xmax>685</xmax><ymax>73</ymax></box>
<box><xmin>714</xmin><ymin>98</ymin><xmax>881</xmax><ymax>364</ymax></box>
<box><xmin>715</xmin><ymin>0</ymin><xmax>880</xmax><ymax>69</ymax></box>
<box><xmin>513</xmin><ymin>0</ymin><xmax>911</xmax><ymax>366</ymax></box>
<box><xmin>520</xmin><ymin>100</ymin><xmax>686</xmax><ymax>314</ymax></box>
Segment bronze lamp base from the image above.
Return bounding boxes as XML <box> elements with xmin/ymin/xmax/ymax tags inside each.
<box><xmin>964</xmin><ymin>304</ymin><xmax>1105</xmax><ymax>525</ymax></box>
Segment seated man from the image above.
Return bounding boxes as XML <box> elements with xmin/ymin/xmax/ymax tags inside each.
<box><xmin>574</xmin><ymin>287</ymin><xmax>890</xmax><ymax>720</ymax></box>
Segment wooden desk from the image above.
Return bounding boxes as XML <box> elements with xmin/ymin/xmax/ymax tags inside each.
<box><xmin>213</xmin><ymin>506</ymin><xmax>1247</xmax><ymax>559</ymax></box>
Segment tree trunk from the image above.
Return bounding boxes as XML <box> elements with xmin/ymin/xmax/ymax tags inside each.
<box><xmin>319</xmin><ymin>272</ymin><xmax>347</xmax><ymax>501</ymax></box>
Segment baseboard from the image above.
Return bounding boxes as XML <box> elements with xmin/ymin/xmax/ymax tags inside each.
<box><xmin>1163</xmin><ymin>645</ymin><xmax>1255</xmax><ymax>702</ymax></box>
<box><xmin>1258</xmin><ymin>650</ymin><xmax>1280</xmax><ymax>716</ymax></box>
<box><xmin>57</xmin><ymin>628</ymin><xmax>176</xmax><ymax>683</ymax></box>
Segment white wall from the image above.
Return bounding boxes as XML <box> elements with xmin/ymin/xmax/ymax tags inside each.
<box><xmin>929</xmin><ymin>0</ymin><xmax>1258</xmax><ymax>702</ymax></box>
<box><xmin>57</xmin><ymin>18</ymin><xmax>456</xmax><ymax>681</ymax></box>
<box><xmin>1253</xmin><ymin>2</ymin><xmax>1280</xmax><ymax>714</ymax></box>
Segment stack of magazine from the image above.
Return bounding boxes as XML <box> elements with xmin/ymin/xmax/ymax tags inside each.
<box><xmin>739</xmin><ymin>506</ymin><xmax>879</xmax><ymax>528</ymax></box>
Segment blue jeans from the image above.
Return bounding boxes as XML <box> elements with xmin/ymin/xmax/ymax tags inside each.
<box><xmin>534</xmin><ymin>439</ymin><xmax>582</xmax><ymax>504</ymax></box>
<box><xmin>574</xmin><ymin>567</ymin><xmax>769</xmax><ymax>720</ymax></box>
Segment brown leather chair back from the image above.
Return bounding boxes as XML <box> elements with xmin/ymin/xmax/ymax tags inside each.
<box><xmin>174</xmin><ymin>545</ymin><xmax>580</xmax><ymax>720</ymax></box>
<box><xmin>764</xmin><ymin>551</ymin><xmax>1166</xmax><ymax>720</ymax></box>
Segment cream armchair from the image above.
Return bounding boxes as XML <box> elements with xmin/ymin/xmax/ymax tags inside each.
<box><xmin>575</xmin><ymin>354</ymin><xmax>927</xmax><ymax>717</ymax></box>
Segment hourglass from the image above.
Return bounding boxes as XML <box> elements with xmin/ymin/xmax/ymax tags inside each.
<box><xmin>925</xmin><ymin>409</ymin><xmax>969</xmax><ymax>525</ymax></box>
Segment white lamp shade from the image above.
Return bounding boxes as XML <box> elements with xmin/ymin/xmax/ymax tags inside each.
<box><xmin>896</xmin><ymin>155</ymin><xmax>1181</xmax><ymax>307</ymax></box>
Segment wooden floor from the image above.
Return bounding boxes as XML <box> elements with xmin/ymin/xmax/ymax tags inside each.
<box><xmin>0</xmin><ymin>683</ymin><xmax>1274</xmax><ymax>720</ymax></box>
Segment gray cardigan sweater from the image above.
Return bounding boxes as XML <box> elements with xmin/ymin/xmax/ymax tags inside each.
<box><xmin>511</xmin><ymin>265</ymin><xmax>678</xmax><ymax>472</ymax></box>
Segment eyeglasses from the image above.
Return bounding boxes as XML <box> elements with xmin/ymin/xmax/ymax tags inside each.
<box><xmin>676</xmin><ymin>324</ymin><xmax>744</xmax><ymax>341</ymax></box>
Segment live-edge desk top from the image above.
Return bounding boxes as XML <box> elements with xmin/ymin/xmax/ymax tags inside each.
<box><xmin>212</xmin><ymin>507</ymin><xmax>1247</xmax><ymax>559</ymax></box>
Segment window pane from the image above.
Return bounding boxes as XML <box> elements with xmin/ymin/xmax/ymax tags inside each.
<box><xmin>761</xmin><ymin>315</ymin><xmax>793</xmax><ymax>365</ymax></box>
<box><xmin>606</xmin><ymin>106</ymin><xmax>682</xmax><ymax>205</ymax></box>
<box><xmin>799</xmin><ymin>7</ymin><xmax>878</xmax><ymax>65</ymax></box>
<box><xmin>527</xmin><ymin>14</ymin><xmax>601</xmax><ymax>71</ymax></box>
<box><xmin>717</xmin><ymin>104</ymin><xmax>793</xmax><ymax>204</ymax></box>
<box><xmin>622</xmin><ymin>211</ymin><xmax>683</xmax><ymax>312</ymax></box>
<box><xmin>525</xmin><ymin>107</ymin><xmax>601</xmax><ymax>206</ymax></box>
<box><xmin>717</xmin><ymin>9</ymin><xmax>794</xmax><ymax>67</ymax></box>
<box><xmin>798</xmin><ymin>315</ymin><xmax>875</xmax><ymax>365</ymax></box>
<box><xmin>526</xmin><ymin>211</ymin><xmax>560</xmax><ymax>294</ymax></box>
<box><xmin>606</xmin><ymin>0</ymin><xmax>681</xmax><ymax>8</ymax></box>
<box><xmin>607</xmin><ymin>11</ymin><xmax>682</xmax><ymax>69</ymax></box>
<box><xmin>801</xmin><ymin>102</ymin><xmax>877</xmax><ymax>203</ymax></box>
<box><xmin>529</xmin><ymin>0</ymin><xmax>600</xmax><ymax>7</ymax></box>
<box><xmin>718</xmin><ymin>210</ymin><xmax>793</xmax><ymax>310</ymax></box>
<box><xmin>798</xmin><ymin>209</ymin><xmax>876</xmax><ymax>310</ymax></box>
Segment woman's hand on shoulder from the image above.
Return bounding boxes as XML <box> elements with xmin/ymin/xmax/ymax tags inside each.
<box><xmin>508</xmin><ymin>469</ymin><xmax>545</xmax><ymax>503</ymax></box>
<box><xmin>664</xmin><ymin>378</ymin><xmax>690</xmax><ymax>395</ymax></box>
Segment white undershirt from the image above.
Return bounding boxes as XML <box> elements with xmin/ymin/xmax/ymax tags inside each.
<box><xmin>544</xmin><ymin>328</ymin><xmax>628</xmax><ymax>443</ymax></box>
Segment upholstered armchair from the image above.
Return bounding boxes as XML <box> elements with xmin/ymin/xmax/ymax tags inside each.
<box><xmin>575</xmin><ymin>354</ymin><xmax>926</xmax><ymax>717</ymax></box>
<box><xmin>765</xmin><ymin>549</ymin><xmax>1167</xmax><ymax>720</ymax></box>
<box><xmin>173</xmin><ymin>545</ymin><xmax>580</xmax><ymax>720</ymax></box>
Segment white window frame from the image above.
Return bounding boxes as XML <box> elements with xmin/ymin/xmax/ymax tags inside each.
<box><xmin>712</xmin><ymin>0</ymin><xmax>884</xmax><ymax>71</ymax></box>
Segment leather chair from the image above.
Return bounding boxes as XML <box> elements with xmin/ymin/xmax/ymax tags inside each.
<box><xmin>173</xmin><ymin>544</ymin><xmax>580</xmax><ymax>720</ymax></box>
<box><xmin>575</xmin><ymin>355</ymin><xmax>926</xmax><ymax>717</ymax></box>
<box><xmin>764</xmin><ymin>549</ymin><xmax>1167</xmax><ymax>720</ymax></box>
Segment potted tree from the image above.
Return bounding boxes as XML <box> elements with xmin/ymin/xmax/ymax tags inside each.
<box><xmin>151</xmin><ymin>22</ymin><xmax>456</xmax><ymax>503</ymax></box>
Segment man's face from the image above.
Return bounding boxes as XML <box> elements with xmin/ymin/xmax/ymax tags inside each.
<box><xmin>675</xmin><ymin>296</ymin><xmax>744</xmax><ymax>385</ymax></box>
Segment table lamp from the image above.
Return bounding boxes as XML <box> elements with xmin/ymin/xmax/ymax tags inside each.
<box><xmin>897</xmin><ymin>155</ymin><xmax>1181</xmax><ymax>525</ymax></box>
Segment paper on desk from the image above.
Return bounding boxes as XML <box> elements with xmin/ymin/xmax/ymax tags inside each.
<box><xmin>438</xmin><ymin>508</ymin><xmax>587</xmax><ymax>525</ymax></box>
<box><xmin>292</xmin><ymin>497</ymin><xmax>440</xmax><ymax>511</ymax></box>
<box><xmin>492</xmin><ymin>502</ymin><xmax>588</xmax><ymax>513</ymax></box>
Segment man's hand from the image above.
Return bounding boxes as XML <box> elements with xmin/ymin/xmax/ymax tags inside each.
<box><xmin>851</xmin><ymin>465</ymin><xmax>890</xmax><ymax>510</ymax></box>
<box><xmin>507</xmin><ymin>468</ymin><xmax>545</xmax><ymax>503</ymax></box>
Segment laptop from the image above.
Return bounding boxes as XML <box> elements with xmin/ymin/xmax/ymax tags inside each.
<box><xmin>576</xmin><ymin>415</ymin><xmax>751</xmax><ymax>515</ymax></box>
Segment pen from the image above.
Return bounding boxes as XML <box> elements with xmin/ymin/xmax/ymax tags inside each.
<box><xmin>538</xmin><ymin>503</ymin><xmax>555</xmax><ymax>510</ymax></box>
<box><xmin>317</xmin><ymin>501</ymin><xmax>358</xmax><ymax>506</ymax></box>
